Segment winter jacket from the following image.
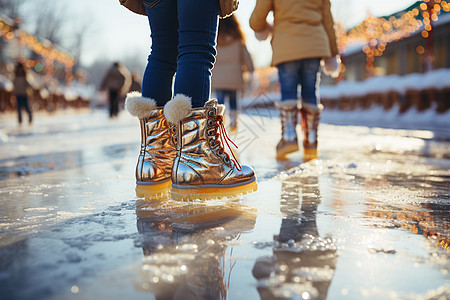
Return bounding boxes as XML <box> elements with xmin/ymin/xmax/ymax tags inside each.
<box><xmin>119</xmin><ymin>0</ymin><xmax>146</xmax><ymax>16</ymax></box>
<box><xmin>13</xmin><ymin>75</ymin><xmax>32</xmax><ymax>97</ymax></box>
<box><xmin>211</xmin><ymin>37</ymin><xmax>254</xmax><ymax>91</ymax></box>
<box><xmin>249</xmin><ymin>0</ymin><xmax>338</xmax><ymax>66</ymax></box>
<box><xmin>100</xmin><ymin>65</ymin><xmax>131</xmax><ymax>93</ymax></box>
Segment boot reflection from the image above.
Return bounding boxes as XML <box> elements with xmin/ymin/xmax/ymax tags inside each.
<box><xmin>252</xmin><ymin>176</ymin><xmax>338</xmax><ymax>300</ymax></box>
<box><xmin>135</xmin><ymin>196</ymin><xmax>256</xmax><ymax>299</ymax></box>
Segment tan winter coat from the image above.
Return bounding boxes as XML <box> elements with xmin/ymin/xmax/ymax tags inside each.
<box><xmin>211</xmin><ymin>38</ymin><xmax>254</xmax><ymax>91</ymax></box>
<box><xmin>249</xmin><ymin>0</ymin><xmax>338</xmax><ymax>66</ymax></box>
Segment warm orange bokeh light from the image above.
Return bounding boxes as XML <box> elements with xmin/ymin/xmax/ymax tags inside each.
<box><xmin>416</xmin><ymin>45</ymin><xmax>425</xmax><ymax>54</ymax></box>
<box><xmin>337</xmin><ymin>1</ymin><xmax>448</xmax><ymax>77</ymax></box>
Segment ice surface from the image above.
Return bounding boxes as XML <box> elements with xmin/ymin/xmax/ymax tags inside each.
<box><xmin>0</xmin><ymin>108</ymin><xmax>449</xmax><ymax>300</ymax></box>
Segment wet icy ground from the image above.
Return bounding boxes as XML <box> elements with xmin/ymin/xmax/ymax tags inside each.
<box><xmin>0</xmin><ymin>108</ymin><xmax>449</xmax><ymax>300</ymax></box>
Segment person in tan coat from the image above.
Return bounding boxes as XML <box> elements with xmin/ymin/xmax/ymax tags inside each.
<box><xmin>212</xmin><ymin>15</ymin><xmax>254</xmax><ymax>133</ymax></box>
<box><xmin>250</xmin><ymin>0</ymin><xmax>340</xmax><ymax>160</ymax></box>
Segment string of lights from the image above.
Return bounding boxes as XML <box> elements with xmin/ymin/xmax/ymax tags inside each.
<box><xmin>338</xmin><ymin>0</ymin><xmax>450</xmax><ymax>77</ymax></box>
<box><xmin>0</xmin><ymin>15</ymin><xmax>75</xmax><ymax>81</ymax></box>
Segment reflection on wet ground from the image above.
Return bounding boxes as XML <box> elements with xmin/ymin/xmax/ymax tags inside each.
<box><xmin>252</xmin><ymin>176</ymin><xmax>337</xmax><ymax>300</ymax></box>
<box><xmin>135</xmin><ymin>198</ymin><xmax>257</xmax><ymax>299</ymax></box>
<box><xmin>0</xmin><ymin>111</ymin><xmax>449</xmax><ymax>300</ymax></box>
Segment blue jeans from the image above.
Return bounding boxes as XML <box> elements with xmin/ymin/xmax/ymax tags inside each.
<box><xmin>142</xmin><ymin>0</ymin><xmax>219</xmax><ymax>107</ymax></box>
<box><xmin>215</xmin><ymin>90</ymin><xmax>237</xmax><ymax>110</ymax></box>
<box><xmin>277</xmin><ymin>58</ymin><xmax>321</xmax><ymax>105</ymax></box>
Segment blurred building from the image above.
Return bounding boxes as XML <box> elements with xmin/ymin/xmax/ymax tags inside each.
<box><xmin>341</xmin><ymin>1</ymin><xmax>450</xmax><ymax>81</ymax></box>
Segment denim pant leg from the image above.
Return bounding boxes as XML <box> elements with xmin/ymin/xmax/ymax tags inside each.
<box><xmin>142</xmin><ymin>0</ymin><xmax>179</xmax><ymax>106</ymax></box>
<box><xmin>215</xmin><ymin>90</ymin><xmax>237</xmax><ymax>109</ymax></box>
<box><xmin>298</xmin><ymin>58</ymin><xmax>321</xmax><ymax>106</ymax></box>
<box><xmin>277</xmin><ymin>61</ymin><xmax>301</xmax><ymax>101</ymax></box>
<box><xmin>16</xmin><ymin>95</ymin><xmax>25</xmax><ymax>123</ymax></box>
<box><xmin>277</xmin><ymin>58</ymin><xmax>321</xmax><ymax>106</ymax></box>
<box><xmin>175</xmin><ymin>0</ymin><xmax>219</xmax><ymax>107</ymax></box>
<box><xmin>16</xmin><ymin>96</ymin><xmax>32</xmax><ymax>123</ymax></box>
<box><xmin>215</xmin><ymin>90</ymin><xmax>226</xmax><ymax>105</ymax></box>
<box><xmin>228</xmin><ymin>90</ymin><xmax>237</xmax><ymax>110</ymax></box>
<box><xmin>24</xmin><ymin>97</ymin><xmax>32</xmax><ymax>123</ymax></box>
<box><xmin>109</xmin><ymin>89</ymin><xmax>119</xmax><ymax>117</ymax></box>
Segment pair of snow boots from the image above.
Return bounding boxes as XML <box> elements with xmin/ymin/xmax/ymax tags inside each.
<box><xmin>125</xmin><ymin>92</ymin><xmax>257</xmax><ymax>200</ymax></box>
<box><xmin>275</xmin><ymin>100</ymin><xmax>323</xmax><ymax>161</ymax></box>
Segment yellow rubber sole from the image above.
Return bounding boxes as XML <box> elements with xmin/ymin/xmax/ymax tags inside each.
<box><xmin>170</xmin><ymin>180</ymin><xmax>258</xmax><ymax>201</ymax></box>
<box><xmin>276</xmin><ymin>143</ymin><xmax>300</xmax><ymax>159</ymax></box>
<box><xmin>303</xmin><ymin>147</ymin><xmax>318</xmax><ymax>162</ymax></box>
<box><xmin>229</xmin><ymin>126</ymin><xmax>238</xmax><ymax>134</ymax></box>
<box><xmin>135</xmin><ymin>180</ymin><xmax>172</xmax><ymax>200</ymax></box>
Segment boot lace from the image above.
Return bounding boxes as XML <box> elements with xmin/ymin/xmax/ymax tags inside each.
<box><xmin>213</xmin><ymin>115</ymin><xmax>242</xmax><ymax>171</ymax></box>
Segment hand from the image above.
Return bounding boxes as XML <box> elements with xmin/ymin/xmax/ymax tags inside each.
<box><xmin>254</xmin><ymin>24</ymin><xmax>273</xmax><ymax>41</ymax></box>
<box><xmin>323</xmin><ymin>55</ymin><xmax>341</xmax><ymax>78</ymax></box>
<box><xmin>243</xmin><ymin>71</ymin><xmax>253</xmax><ymax>83</ymax></box>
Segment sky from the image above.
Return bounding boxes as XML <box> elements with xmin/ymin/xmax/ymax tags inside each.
<box><xmin>27</xmin><ymin>0</ymin><xmax>420</xmax><ymax>68</ymax></box>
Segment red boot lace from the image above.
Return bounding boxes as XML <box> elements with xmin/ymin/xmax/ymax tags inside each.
<box><xmin>214</xmin><ymin>115</ymin><xmax>242</xmax><ymax>171</ymax></box>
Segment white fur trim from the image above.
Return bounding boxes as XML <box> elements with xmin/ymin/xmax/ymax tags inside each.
<box><xmin>125</xmin><ymin>92</ymin><xmax>157</xmax><ymax>119</ymax></box>
<box><xmin>216</xmin><ymin>104</ymin><xmax>226</xmax><ymax>116</ymax></box>
<box><xmin>302</xmin><ymin>102</ymin><xmax>324</xmax><ymax>114</ymax></box>
<box><xmin>163</xmin><ymin>94</ymin><xmax>192</xmax><ymax>124</ymax></box>
<box><xmin>274</xmin><ymin>99</ymin><xmax>298</xmax><ymax>109</ymax></box>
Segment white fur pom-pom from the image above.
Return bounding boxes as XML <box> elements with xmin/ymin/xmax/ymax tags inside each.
<box><xmin>163</xmin><ymin>94</ymin><xmax>192</xmax><ymax>124</ymax></box>
<box><xmin>216</xmin><ymin>104</ymin><xmax>226</xmax><ymax>116</ymax></box>
<box><xmin>125</xmin><ymin>92</ymin><xmax>157</xmax><ymax>119</ymax></box>
<box><xmin>274</xmin><ymin>99</ymin><xmax>298</xmax><ymax>109</ymax></box>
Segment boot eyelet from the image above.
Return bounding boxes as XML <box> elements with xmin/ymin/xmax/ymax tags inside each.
<box><xmin>210</xmin><ymin>140</ymin><xmax>216</xmax><ymax>147</ymax></box>
<box><xmin>207</xmin><ymin>129</ymin><xmax>214</xmax><ymax>136</ymax></box>
<box><xmin>207</xmin><ymin>119</ymin><xmax>214</xmax><ymax>126</ymax></box>
<box><xmin>208</xmin><ymin>110</ymin><xmax>215</xmax><ymax>117</ymax></box>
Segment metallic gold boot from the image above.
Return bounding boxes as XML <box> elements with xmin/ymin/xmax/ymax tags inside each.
<box><xmin>300</xmin><ymin>103</ymin><xmax>324</xmax><ymax>162</ymax></box>
<box><xmin>164</xmin><ymin>94</ymin><xmax>257</xmax><ymax>200</ymax></box>
<box><xmin>125</xmin><ymin>92</ymin><xmax>177</xmax><ymax>198</ymax></box>
<box><xmin>275</xmin><ymin>100</ymin><xmax>299</xmax><ymax>159</ymax></box>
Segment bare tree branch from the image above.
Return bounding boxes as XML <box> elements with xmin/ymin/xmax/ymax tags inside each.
<box><xmin>0</xmin><ymin>0</ymin><xmax>26</xmax><ymax>19</ymax></box>
<box><xmin>32</xmin><ymin>3</ymin><xmax>67</xmax><ymax>45</ymax></box>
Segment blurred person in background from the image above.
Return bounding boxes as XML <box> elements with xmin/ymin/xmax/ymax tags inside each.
<box><xmin>120</xmin><ymin>0</ymin><xmax>257</xmax><ymax>200</ymax></box>
<box><xmin>100</xmin><ymin>62</ymin><xmax>131</xmax><ymax>118</ymax></box>
<box><xmin>212</xmin><ymin>15</ymin><xmax>254</xmax><ymax>134</ymax></box>
<box><xmin>13</xmin><ymin>61</ymin><xmax>33</xmax><ymax>125</ymax></box>
<box><xmin>250</xmin><ymin>0</ymin><xmax>340</xmax><ymax>161</ymax></box>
